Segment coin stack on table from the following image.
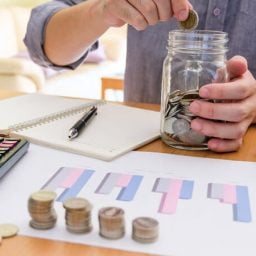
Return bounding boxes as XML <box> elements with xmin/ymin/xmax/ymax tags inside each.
<box><xmin>28</xmin><ymin>190</ymin><xmax>57</xmax><ymax>230</ymax></box>
<box><xmin>63</xmin><ymin>197</ymin><xmax>92</xmax><ymax>234</ymax></box>
<box><xmin>98</xmin><ymin>207</ymin><xmax>125</xmax><ymax>239</ymax></box>
<box><xmin>132</xmin><ymin>217</ymin><xmax>159</xmax><ymax>243</ymax></box>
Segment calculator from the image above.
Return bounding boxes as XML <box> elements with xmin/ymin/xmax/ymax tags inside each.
<box><xmin>0</xmin><ymin>137</ymin><xmax>30</xmax><ymax>179</ymax></box>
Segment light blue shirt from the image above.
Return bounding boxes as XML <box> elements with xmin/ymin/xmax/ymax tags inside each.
<box><xmin>25</xmin><ymin>0</ymin><xmax>256</xmax><ymax>103</ymax></box>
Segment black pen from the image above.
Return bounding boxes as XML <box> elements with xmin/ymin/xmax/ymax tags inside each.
<box><xmin>68</xmin><ymin>106</ymin><xmax>97</xmax><ymax>139</ymax></box>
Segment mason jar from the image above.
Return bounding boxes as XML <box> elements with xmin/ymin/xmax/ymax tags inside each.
<box><xmin>160</xmin><ymin>30</ymin><xmax>229</xmax><ymax>150</ymax></box>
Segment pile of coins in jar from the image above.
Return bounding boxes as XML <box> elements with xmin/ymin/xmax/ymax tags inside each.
<box><xmin>27</xmin><ymin>190</ymin><xmax>159</xmax><ymax>244</ymax></box>
<box><xmin>162</xmin><ymin>89</ymin><xmax>210</xmax><ymax>149</ymax></box>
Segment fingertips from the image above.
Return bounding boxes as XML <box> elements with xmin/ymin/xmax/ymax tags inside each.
<box><xmin>227</xmin><ymin>55</ymin><xmax>248</xmax><ymax>79</ymax></box>
<box><xmin>171</xmin><ymin>0</ymin><xmax>190</xmax><ymax>21</ymax></box>
<box><xmin>208</xmin><ymin>138</ymin><xmax>243</xmax><ymax>152</ymax></box>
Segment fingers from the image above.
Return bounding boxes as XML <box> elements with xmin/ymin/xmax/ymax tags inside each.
<box><xmin>171</xmin><ymin>0</ymin><xmax>190</xmax><ymax>20</ymax></box>
<box><xmin>103</xmin><ymin>0</ymin><xmax>191</xmax><ymax>30</ymax></box>
<box><xmin>127</xmin><ymin>0</ymin><xmax>159</xmax><ymax>25</ymax></box>
<box><xmin>199</xmin><ymin>75</ymin><xmax>256</xmax><ymax>100</ymax></box>
<box><xmin>152</xmin><ymin>0</ymin><xmax>172</xmax><ymax>21</ymax></box>
<box><xmin>226</xmin><ymin>55</ymin><xmax>248</xmax><ymax>80</ymax></box>
<box><xmin>189</xmin><ymin>100</ymin><xmax>251</xmax><ymax>122</ymax></box>
<box><xmin>190</xmin><ymin>117</ymin><xmax>250</xmax><ymax>152</ymax></box>
<box><xmin>208</xmin><ymin>138</ymin><xmax>243</xmax><ymax>152</ymax></box>
<box><xmin>190</xmin><ymin>118</ymin><xmax>249</xmax><ymax>139</ymax></box>
<box><xmin>199</xmin><ymin>69</ymin><xmax>255</xmax><ymax>101</ymax></box>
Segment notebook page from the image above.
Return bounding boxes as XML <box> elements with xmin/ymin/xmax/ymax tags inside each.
<box><xmin>16</xmin><ymin>103</ymin><xmax>161</xmax><ymax>161</ymax></box>
<box><xmin>0</xmin><ymin>94</ymin><xmax>98</xmax><ymax>133</ymax></box>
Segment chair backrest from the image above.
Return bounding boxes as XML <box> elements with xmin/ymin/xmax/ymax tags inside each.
<box><xmin>0</xmin><ymin>7</ymin><xmax>31</xmax><ymax>57</ymax></box>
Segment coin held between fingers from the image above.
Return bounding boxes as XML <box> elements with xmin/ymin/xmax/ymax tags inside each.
<box><xmin>179</xmin><ymin>9</ymin><xmax>199</xmax><ymax>30</ymax></box>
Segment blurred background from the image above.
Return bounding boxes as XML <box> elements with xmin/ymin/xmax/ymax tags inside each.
<box><xmin>0</xmin><ymin>0</ymin><xmax>126</xmax><ymax>101</ymax></box>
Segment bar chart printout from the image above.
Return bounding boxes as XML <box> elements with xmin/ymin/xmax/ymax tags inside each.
<box><xmin>152</xmin><ymin>178</ymin><xmax>194</xmax><ymax>214</ymax></box>
<box><xmin>207</xmin><ymin>183</ymin><xmax>252</xmax><ymax>223</ymax></box>
<box><xmin>42</xmin><ymin>167</ymin><xmax>95</xmax><ymax>202</ymax></box>
<box><xmin>95</xmin><ymin>172</ymin><xmax>143</xmax><ymax>201</ymax></box>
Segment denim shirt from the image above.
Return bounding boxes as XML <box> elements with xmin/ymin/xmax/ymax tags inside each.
<box><xmin>25</xmin><ymin>0</ymin><xmax>256</xmax><ymax>103</ymax></box>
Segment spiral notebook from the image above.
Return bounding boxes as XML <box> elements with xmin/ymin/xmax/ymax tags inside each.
<box><xmin>0</xmin><ymin>94</ymin><xmax>160</xmax><ymax>161</ymax></box>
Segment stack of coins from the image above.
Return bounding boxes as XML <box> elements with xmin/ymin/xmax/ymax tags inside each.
<box><xmin>132</xmin><ymin>217</ymin><xmax>159</xmax><ymax>243</ymax></box>
<box><xmin>63</xmin><ymin>197</ymin><xmax>92</xmax><ymax>234</ymax></box>
<box><xmin>98</xmin><ymin>207</ymin><xmax>125</xmax><ymax>239</ymax></box>
<box><xmin>179</xmin><ymin>9</ymin><xmax>199</xmax><ymax>30</ymax></box>
<box><xmin>28</xmin><ymin>190</ymin><xmax>57</xmax><ymax>230</ymax></box>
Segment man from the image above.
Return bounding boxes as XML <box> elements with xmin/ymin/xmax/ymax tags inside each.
<box><xmin>25</xmin><ymin>0</ymin><xmax>256</xmax><ymax>153</ymax></box>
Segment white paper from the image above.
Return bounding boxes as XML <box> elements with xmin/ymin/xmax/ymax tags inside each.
<box><xmin>1</xmin><ymin>144</ymin><xmax>256</xmax><ymax>256</ymax></box>
<box><xmin>0</xmin><ymin>93</ymin><xmax>160</xmax><ymax>161</ymax></box>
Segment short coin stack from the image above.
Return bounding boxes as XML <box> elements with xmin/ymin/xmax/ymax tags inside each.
<box><xmin>28</xmin><ymin>190</ymin><xmax>57</xmax><ymax>230</ymax></box>
<box><xmin>63</xmin><ymin>197</ymin><xmax>92</xmax><ymax>234</ymax></box>
<box><xmin>132</xmin><ymin>217</ymin><xmax>159</xmax><ymax>243</ymax></box>
<box><xmin>98</xmin><ymin>207</ymin><xmax>125</xmax><ymax>239</ymax></box>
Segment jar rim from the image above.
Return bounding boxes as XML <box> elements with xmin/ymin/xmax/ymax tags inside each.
<box><xmin>168</xmin><ymin>30</ymin><xmax>228</xmax><ymax>52</ymax></box>
<box><xmin>169</xmin><ymin>30</ymin><xmax>227</xmax><ymax>36</ymax></box>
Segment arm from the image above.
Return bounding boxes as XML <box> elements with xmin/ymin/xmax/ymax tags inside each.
<box><xmin>42</xmin><ymin>0</ymin><xmax>192</xmax><ymax>66</ymax></box>
<box><xmin>189</xmin><ymin>56</ymin><xmax>256</xmax><ymax>152</ymax></box>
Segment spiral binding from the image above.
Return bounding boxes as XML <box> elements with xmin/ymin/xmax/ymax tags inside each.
<box><xmin>8</xmin><ymin>100</ymin><xmax>105</xmax><ymax>133</ymax></box>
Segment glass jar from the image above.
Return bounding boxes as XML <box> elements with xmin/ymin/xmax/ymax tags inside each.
<box><xmin>160</xmin><ymin>30</ymin><xmax>229</xmax><ymax>150</ymax></box>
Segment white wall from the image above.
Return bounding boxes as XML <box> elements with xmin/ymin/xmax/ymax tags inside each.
<box><xmin>0</xmin><ymin>0</ymin><xmax>49</xmax><ymax>7</ymax></box>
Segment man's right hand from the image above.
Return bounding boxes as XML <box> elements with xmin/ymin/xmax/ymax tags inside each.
<box><xmin>100</xmin><ymin>0</ymin><xmax>192</xmax><ymax>30</ymax></box>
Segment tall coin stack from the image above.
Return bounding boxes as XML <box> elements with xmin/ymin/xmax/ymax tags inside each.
<box><xmin>63</xmin><ymin>197</ymin><xmax>92</xmax><ymax>234</ymax></box>
<box><xmin>132</xmin><ymin>217</ymin><xmax>159</xmax><ymax>243</ymax></box>
<box><xmin>28</xmin><ymin>190</ymin><xmax>57</xmax><ymax>230</ymax></box>
<box><xmin>98</xmin><ymin>207</ymin><xmax>125</xmax><ymax>239</ymax></box>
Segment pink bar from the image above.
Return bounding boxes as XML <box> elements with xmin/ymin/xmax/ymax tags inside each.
<box><xmin>158</xmin><ymin>180</ymin><xmax>182</xmax><ymax>214</ymax></box>
<box><xmin>60</xmin><ymin>169</ymin><xmax>84</xmax><ymax>188</ymax></box>
<box><xmin>116</xmin><ymin>174</ymin><xmax>132</xmax><ymax>187</ymax></box>
<box><xmin>222</xmin><ymin>184</ymin><xmax>237</xmax><ymax>204</ymax></box>
<box><xmin>0</xmin><ymin>143</ymin><xmax>13</xmax><ymax>148</ymax></box>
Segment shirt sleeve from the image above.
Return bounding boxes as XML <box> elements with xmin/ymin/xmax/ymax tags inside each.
<box><xmin>24</xmin><ymin>0</ymin><xmax>98</xmax><ymax>70</ymax></box>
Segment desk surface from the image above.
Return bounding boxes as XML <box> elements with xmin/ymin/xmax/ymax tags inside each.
<box><xmin>2</xmin><ymin>101</ymin><xmax>256</xmax><ymax>256</ymax></box>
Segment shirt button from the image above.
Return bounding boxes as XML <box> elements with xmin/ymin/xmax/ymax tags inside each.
<box><xmin>213</xmin><ymin>8</ymin><xmax>221</xmax><ymax>16</ymax></box>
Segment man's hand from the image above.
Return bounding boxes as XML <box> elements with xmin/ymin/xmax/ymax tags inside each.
<box><xmin>189</xmin><ymin>56</ymin><xmax>256</xmax><ymax>152</ymax></box>
<box><xmin>100</xmin><ymin>0</ymin><xmax>191</xmax><ymax>30</ymax></box>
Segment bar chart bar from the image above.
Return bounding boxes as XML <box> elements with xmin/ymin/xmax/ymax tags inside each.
<box><xmin>207</xmin><ymin>183</ymin><xmax>252</xmax><ymax>223</ymax></box>
<box><xmin>95</xmin><ymin>172</ymin><xmax>143</xmax><ymax>201</ymax></box>
<box><xmin>95</xmin><ymin>173</ymin><xmax>120</xmax><ymax>194</ymax></box>
<box><xmin>41</xmin><ymin>167</ymin><xmax>95</xmax><ymax>202</ymax></box>
<box><xmin>233</xmin><ymin>186</ymin><xmax>252</xmax><ymax>222</ymax></box>
<box><xmin>117</xmin><ymin>175</ymin><xmax>143</xmax><ymax>201</ymax></box>
<box><xmin>153</xmin><ymin>178</ymin><xmax>194</xmax><ymax>214</ymax></box>
<box><xmin>57</xmin><ymin>169</ymin><xmax>95</xmax><ymax>202</ymax></box>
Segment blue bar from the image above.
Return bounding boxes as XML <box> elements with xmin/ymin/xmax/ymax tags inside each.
<box><xmin>180</xmin><ymin>180</ymin><xmax>194</xmax><ymax>199</ymax></box>
<box><xmin>117</xmin><ymin>175</ymin><xmax>143</xmax><ymax>201</ymax></box>
<box><xmin>233</xmin><ymin>185</ymin><xmax>252</xmax><ymax>223</ymax></box>
<box><xmin>57</xmin><ymin>169</ymin><xmax>95</xmax><ymax>202</ymax></box>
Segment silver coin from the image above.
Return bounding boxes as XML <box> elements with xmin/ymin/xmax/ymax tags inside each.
<box><xmin>172</xmin><ymin>119</ymin><xmax>190</xmax><ymax>135</ymax></box>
